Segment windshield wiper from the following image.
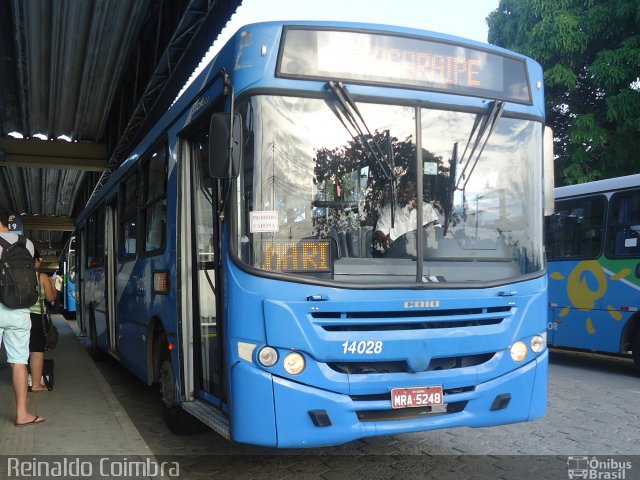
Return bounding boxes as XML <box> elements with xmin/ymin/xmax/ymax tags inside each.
<box><xmin>326</xmin><ymin>81</ymin><xmax>396</xmax><ymax>182</ymax></box>
<box><xmin>442</xmin><ymin>142</ymin><xmax>458</xmax><ymax>236</ymax></box>
<box><xmin>455</xmin><ymin>100</ymin><xmax>505</xmax><ymax>192</ymax></box>
<box><xmin>326</xmin><ymin>80</ymin><xmax>398</xmax><ymax>226</ymax></box>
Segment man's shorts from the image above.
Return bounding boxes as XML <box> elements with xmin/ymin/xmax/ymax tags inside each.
<box><xmin>0</xmin><ymin>303</ymin><xmax>31</xmax><ymax>364</ymax></box>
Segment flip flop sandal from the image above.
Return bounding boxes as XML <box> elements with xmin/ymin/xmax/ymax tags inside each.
<box><xmin>15</xmin><ymin>415</ymin><xmax>45</xmax><ymax>427</ymax></box>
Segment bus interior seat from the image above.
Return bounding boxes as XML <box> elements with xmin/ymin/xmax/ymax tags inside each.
<box><xmin>346</xmin><ymin>229</ymin><xmax>360</xmax><ymax>257</ymax></box>
<box><xmin>325</xmin><ymin>227</ymin><xmax>374</xmax><ymax>258</ymax></box>
<box><xmin>327</xmin><ymin>228</ymin><xmax>343</xmax><ymax>257</ymax></box>
<box><xmin>363</xmin><ymin>227</ymin><xmax>373</xmax><ymax>258</ymax></box>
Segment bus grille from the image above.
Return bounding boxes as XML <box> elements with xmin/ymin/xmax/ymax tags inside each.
<box><xmin>328</xmin><ymin>353</ymin><xmax>494</xmax><ymax>374</ymax></box>
<box><xmin>314</xmin><ymin>306</ymin><xmax>511</xmax><ymax>332</ymax></box>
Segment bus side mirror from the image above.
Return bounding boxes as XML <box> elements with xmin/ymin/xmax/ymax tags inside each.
<box><xmin>543</xmin><ymin>126</ymin><xmax>555</xmax><ymax>216</ymax></box>
<box><xmin>209</xmin><ymin>112</ymin><xmax>242</xmax><ymax>179</ymax></box>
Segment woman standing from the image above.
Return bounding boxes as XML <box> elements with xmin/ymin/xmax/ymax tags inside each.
<box><xmin>29</xmin><ymin>250</ymin><xmax>57</xmax><ymax>392</ymax></box>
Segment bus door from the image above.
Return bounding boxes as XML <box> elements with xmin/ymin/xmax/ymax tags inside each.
<box><xmin>600</xmin><ymin>190</ymin><xmax>640</xmax><ymax>352</ymax></box>
<box><xmin>105</xmin><ymin>203</ymin><xmax>119</xmax><ymax>355</ymax></box>
<box><xmin>184</xmin><ymin>127</ymin><xmax>225</xmax><ymax>405</ymax></box>
<box><xmin>81</xmin><ymin>206</ymin><xmax>108</xmax><ymax>353</ymax></box>
<box><xmin>547</xmin><ymin>195</ymin><xmax>606</xmax><ymax>348</ymax></box>
<box><xmin>65</xmin><ymin>236</ymin><xmax>77</xmax><ymax>315</ymax></box>
<box><xmin>76</xmin><ymin>228</ymin><xmax>85</xmax><ymax>332</ymax></box>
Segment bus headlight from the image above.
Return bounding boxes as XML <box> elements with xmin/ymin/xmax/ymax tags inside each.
<box><xmin>283</xmin><ymin>352</ymin><xmax>305</xmax><ymax>375</ymax></box>
<box><xmin>530</xmin><ymin>334</ymin><xmax>546</xmax><ymax>353</ymax></box>
<box><xmin>258</xmin><ymin>346</ymin><xmax>278</xmax><ymax>367</ymax></box>
<box><xmin>510</xmin><ymin>341</ymin><xmax>528</xmax><ymax>362</ymax></box>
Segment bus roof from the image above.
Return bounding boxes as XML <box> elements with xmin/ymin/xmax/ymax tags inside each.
<box><xmin>555</xmin><ymin>173</ymin><xmax>640</xmax><ymax>199</ymax></box>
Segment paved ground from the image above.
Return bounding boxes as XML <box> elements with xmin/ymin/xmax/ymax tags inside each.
<box><xmin>3</xmin><ymin>318</ymin><xmax>637</xmax><ymax>479</ymax></box>
<box><xmin>0</xmin><ymin>317</ymin><xmax>150</xmax><ymax>457</ymax></box>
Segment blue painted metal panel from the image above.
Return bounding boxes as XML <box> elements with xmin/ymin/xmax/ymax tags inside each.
<box><xmin>224</xmin><ymin>258</ymin><xmax>547</xmax><ymax>446</ymax></box>
<box><xmin>548</xmin><ymin>257</ymin><xmax>639</xmax><ymax>353</ymax></box>
<box><xmin>269</xmin><ymin>352</ymin><xmax>547</xmax><ymax>448</ymax></box>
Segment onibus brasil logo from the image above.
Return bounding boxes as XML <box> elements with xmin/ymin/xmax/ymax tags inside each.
<box><xmin>567</xmin><ymin>456</ymin><xmax>632</xmax><ymax>479</ymax></box>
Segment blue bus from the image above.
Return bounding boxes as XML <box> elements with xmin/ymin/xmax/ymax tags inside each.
<box><xmin>63</xmin><ymin>236</ymin><xmax>77</xmax><ymax>318</ymax></box>
<box><xmin>75</xmin><ymin>21</ymin><xmax>553</xmax><ymax>447</ymax></box>
<box><xmin>546</xmin><ymin>174</ymin><xmax>640</xmax><ymax>370</ymax></box>
<box><xmin>50</xmin><ymin>236</ymin><xmax>77</xmax><ymax>318</ymax></box>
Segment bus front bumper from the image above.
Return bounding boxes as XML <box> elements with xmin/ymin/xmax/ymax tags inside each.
<box><xmin>230</xmin><ymin>350</ymin><xmax>547</xmax><ymax>448</ymax></box>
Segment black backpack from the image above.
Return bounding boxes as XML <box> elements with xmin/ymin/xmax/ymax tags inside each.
<box><xmin>0</xmin><ymin>235</ymin><xmax>38</xmax><ymax>308</ymax></box>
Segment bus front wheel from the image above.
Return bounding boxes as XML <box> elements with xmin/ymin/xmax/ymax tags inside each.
<box><xmin>159</xmin><ymin>358</ymin><xmax>207</xmax><ymax>435</ymax></box>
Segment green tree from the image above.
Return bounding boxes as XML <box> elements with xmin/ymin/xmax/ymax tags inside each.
<box><xmin>313</xmin><ymin>132</ymin><xmax>449</xmax><ymax>227</ymax></box>
<box><xmin>487</xmin><ymin>0</ymin><xmax>640</xmax><ymax>185</ymax></box>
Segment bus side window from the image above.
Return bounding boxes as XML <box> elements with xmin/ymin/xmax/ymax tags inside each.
<box><xmin>141</xmin><ymin>142</ymin><xmax>168</xmax><ymax>254</ymax></box>
<box><xmin>610</xmin><ymin>193</ymin><xmax>640</xmax><ymax>256</ymax></box>
<box><xmin>547</xmin><ymin>196</ymin><xmax>604</xmax><ymax>260</ymax></box>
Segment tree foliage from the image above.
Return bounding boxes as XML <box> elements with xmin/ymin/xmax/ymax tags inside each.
<box><xmin>487</xmin><ymin>0</ymin><xmax>640</xmax><ymax>185</ymax></box>
<box><xmin>313</xmin><ymin>132</ymin><xmax>449</xmax><ymax>228</ymax></box>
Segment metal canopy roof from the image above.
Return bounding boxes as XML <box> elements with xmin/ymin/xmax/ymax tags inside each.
<box><xmin>0</xmin><ymin>0</ymin><xmax>241</xmax><ymax>262</ymax></box>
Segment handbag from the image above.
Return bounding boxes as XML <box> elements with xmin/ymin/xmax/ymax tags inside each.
<box><xmin>43</xmin><ymin>358</ymin><xmax>54</xmax><ymax>391</ymax></box>
<box><xmin>45</xmin><ymin>315</ymin><xmax>59</xmax><ymax>350</ymax></box>
<box><xmin>40</xmin><ymin>297</ymin><xmax>59</xmax><ymax>350</ymax></box>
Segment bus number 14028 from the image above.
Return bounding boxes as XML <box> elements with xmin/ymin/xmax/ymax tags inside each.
<box><xmin>341</xmin><ymin>340</ymin><xmax>383</xmax><ymax>355</ymax></box>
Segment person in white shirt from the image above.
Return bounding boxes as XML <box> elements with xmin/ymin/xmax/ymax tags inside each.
<box><xmin>0</xmin><ymin>207</ymin><xmax>45</xmax><ymax>426</ymax></box>
<box><xmin>374</xmin><ymin>173</ymin><xmax>440</xmax><ymax>253</ymax></box>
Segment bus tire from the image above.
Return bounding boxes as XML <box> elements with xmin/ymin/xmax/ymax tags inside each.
<box><xmin>159</xmin><ymin>358</ymin><xmax>207</xmax><ymax>435</ymax></box>
<box><xmin>633</xmin><ymin>329</ymin><xmax>640</xmax><ymax>373</ymax></box>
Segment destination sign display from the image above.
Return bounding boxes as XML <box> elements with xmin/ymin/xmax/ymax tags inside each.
<box><xmin>278</xmin><ymin>27</ymin><xmax>531</xmax><ymax>104</ymax></box>
<box><xmin>261</xmin><ymin>239</ymin><xmax>331</xmax><ymax>273</ymax></box>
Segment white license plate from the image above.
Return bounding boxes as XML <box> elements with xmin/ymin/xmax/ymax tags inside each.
<box><xmin>391</xmin><ymin>386</ymin><xmax>444</xmax><ymax>409</ymax></box>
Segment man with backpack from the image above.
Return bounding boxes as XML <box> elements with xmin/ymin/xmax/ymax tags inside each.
<box><xmin>0</xmin><ymin>207</ymin><xmax>45</xmax><ymax>426</ymax></box>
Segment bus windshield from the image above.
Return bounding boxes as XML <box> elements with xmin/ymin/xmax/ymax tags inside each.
<box><xmin>235</xmin><ymin>95</ymin><xmax>544</xmax><ymax>285</ymax></box>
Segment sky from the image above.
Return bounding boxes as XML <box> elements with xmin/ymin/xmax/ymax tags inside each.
<box><xmin>179</xmin><ymin>0</ymin><xmax>501</xmax><ymax>98</ymax></box>
<box><xmin>220</xmin><ymin>0</ymin><xmax>500</xmax><ymax>44</ymax></box>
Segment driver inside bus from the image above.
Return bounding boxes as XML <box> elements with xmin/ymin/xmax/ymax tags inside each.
<box><xmin>374</xmin><ymin>172</ymin><xmax>440</xmax><ymax>253</ymax></box>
